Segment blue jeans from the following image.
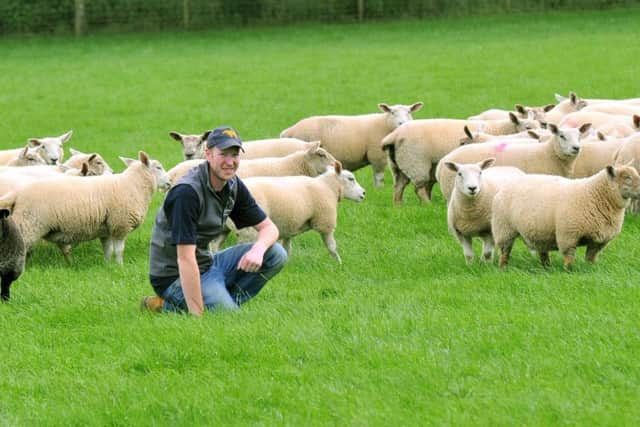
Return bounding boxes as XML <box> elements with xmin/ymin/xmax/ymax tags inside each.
<box><xmin>161</xmin><ymin>243</ymin><xmax>287</xmax><ymax>313</ymax></box>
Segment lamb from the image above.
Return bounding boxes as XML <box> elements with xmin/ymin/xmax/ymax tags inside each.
<box><xmin>64</xmin><ymin>148</ymin><xmax>113</xmax><ymax>175</ymax></box>
<box><xmin>10</xmin><ymin>151</ymin><xmax>171</xmax><ymax>264</ymax></box>
<box><xmin>444</xmin><ymin>159</ymin><xmax>525</xmax><ymax>263</ymax></box>
<box><xmin>0</xmin><ymin>192</ymin><xmax>25</xmax><ymax>301</ymax></box>
<box><xmin>6</xmin><ymin>145</ymin><xmax>48</xmax><ymax>167</ymax></box>
<box><xmin>169</xmin><ymin>131</ymin><xmax>210</xmax><ymax>160</ymax></box>
<box><xmin>436</xmin><ymin>124</ymin><xmax>590</xmax><ymax>201</ymax></box>
<box><xmin>280</xmin><ymin>102</ymin><xmax>424</xmax><ymax>187</ymax></box>
<box><xmin>167</xmin><ymin>142</ymin><xmax>336</xmax><ymax>184</ymax></box>
<box><xmin>381</xmin><ymin>113</ymin><xmax>540</xmax><ymax>203</ymax></box>
<box><xmin>491</xmin><ymin>163</ymin><xmax>640</xmax><ymax>268</ymax></box>
<box><xmin>234</xmin><ymin>162</ymin><xmax>366</xmax><ymax>263</ymax></box>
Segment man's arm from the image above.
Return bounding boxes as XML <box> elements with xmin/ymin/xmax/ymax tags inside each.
<box><xmin>176</xmin><ymin>244</ymin><xmax>204</xmax><ymax>316</ymax></box>
<box><xmin>237</xmin><ymin>217</ymin><xmax>279</xmax><ymax>272</ymax></box>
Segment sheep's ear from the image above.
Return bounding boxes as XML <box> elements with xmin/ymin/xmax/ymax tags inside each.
<box><xmin>597</xmin><ymin>131</ymin><xmax>606</xmax><ymax>141</ymax></box>
<box><xmin>479</xmin><ymin>157</ymin><xmax>495</xmax><ymax>170</ymax></box>
<box><xmin>570</xmin><ymin>92</ymin><xmax>578</xmax><ymax>105</ymax></box>
<box><xmin>543</xmin><ymin>104</ymin><xmax>555</xmax><ymax>112</ymax></box>
<box><xmin>28</xmin><ymin>138</ymin><xmax>42</xmax><ymax>148</ymax></box>
<box><xmin>606</xmin><ymin>165</ymin><xmax>616</xmax><ymax>179</ymax></box>
<box><xmin>410</xmin><ymin>102</ymin><xmax>424</xmax><ymax>112</ymax></box>
<box><xmin>444</xmin><ymin>162</ymin><xmax>458</xmax><ymax>172</ymax></box>
<box><xmin>80</xmin><ymin>162</ymin><xmax>89</xmax><ymax>175</ymax></box>
<box><xmin>200</xmin><ymin>130</ymin><xmax>212</xmax><ymax>142</ymax></box>
<box><xmin>169</xmin><ymin>131</ymin><xmax>183</xmax><ymax>142</ymax></box>
<box><xmin>633</xmin><ymin>114</ymin><xmax>640</xmax><ymax>129</ymax></box>
<box><xmin>508</xmin><ymin>112</ymin><xmax>519</xmax><ymax>125</ymax></box>
<box><xmin>119</xmin><ymin>156</ymin><xmax>135</xmax><ymax>167</ymax></box>
<box><xmin>515</xmin><ymin>104</ymin><xmax>526</xmax><ymax>115</ymax></box>
<box><xmin>88</xmin><ymin>153</ymin><xmax>97</xmax><ymax>162</ymax></box>
<box><xmin>579</xmin><ymin>123</ymin><xmax>592</xmax><ymax>136</ymax></box>
<box><xmin>20</xmin><ymin>145</ymin><xmax>29</xmax><ymax>157</ymax></box>
<box><xmin>555</xmin><ymin>93</ymin><xmax>567</xmax><ymax>103</ymax></box>
<box><xmin>138</xmin><ymin>151</ymin><xmax>150</xmax><ymax>166</ymax></box>
<box><xmin>463</xmin><ymin>125</ymin><xmax>473</xmax><ymax>140</ymax></box>
<box><xmin>334</xmin><ymin>160</ymin><xmax>342</xmax><ymax>174</ymax></box>
<box><xmin>59</xmin><ymin>130</ymin><xmax>73</xmax><ymax>144</ymax></box>
<box><xmin>69</xmin><ymin>148</ymin><xmax>83</xmax><ymax>156</ymax></box>
<box><xmin>548</xmin><ymin>123</ymin><xmax>559</xmax><ymax>135</ymax></box>
<box><xmin>378</xmin><ymin>103</ymin><xmax>391</xmax><ymax>113</ymax></box>
<box><xmin>527</xmin><ymin>130</ymin><xmax>540</xmax><ymax>140</ymax></box>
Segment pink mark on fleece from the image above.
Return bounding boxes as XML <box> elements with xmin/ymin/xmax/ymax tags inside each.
<box><xmin>495</xmin><ymin>142</ymin><xmax>508</xmax><ymax>153</ymax></box>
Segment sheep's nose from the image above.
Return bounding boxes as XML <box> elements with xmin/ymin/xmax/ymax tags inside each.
<box><xmin>468</xmin><ymin>186</ymin><xmax>477</xmax><ymax>194</ymax></box>
<box><xmin>572</xmin><ymin>146</ymin><xmax>580</xmax><ymax>154</ymax></box>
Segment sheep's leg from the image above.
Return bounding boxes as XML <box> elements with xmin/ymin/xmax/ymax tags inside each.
<box><xmin>100</xmin><ymin>237</ymin><xmax>114</xmax><ymax>261</ymax></box>
<box><xmin>561</xmin><ymin>247</ymin><xmax>576</xmax><ymax>270</ymax></box>
<box><xmin>538</xmin><ymin>251</ymin><xmax>551</xmax><ymax>267</ymax></box>
<box><xmin>480</xmin><ymin>235</ymin><xmax>494</xmax><ymax>262</ymax></box>
<box><xmin>373</xmin><ymin>170</ymin><xmax>385</xmax><ymax>188</ymax></box>
<box><xmin>113</xmin><ymin>239</ymin><xmax>126</xmax><ymax>265</ymax></box>
<box><xmin>1</xmin><ymin>273</ymin><xmax>16</xmax><ymax>302</ymax></box>
<box><xmin>321</xmin><ymin>231</ymin><xmax>341</xmax><ymax>264</ymax></box>
<box><xmin>393</xmin><ymin>172</ymin><xmax>410</xmax><ymax>204</ymax></box>
<box><xmin>414</xmin><ymin>184</ymin><xmax>430</xmax><ymax>203</ymax></box>
<box><xmin>281</xmin><ymin>238</ymin><xmax>292</xmax><ymax>255</ymax></box>
<box><xmin>497</xmin><ymin>236</ymin><xmax>517</xmax><ymax>268</ymax></box>
<box><xmin>459</xmin><ymin>236</ymin><xmax>474</xmax><ymax>264</ymax></box>
<box><xmin>57</xmin><ymin>244</ymin><xmax>73</xmax><ymax>264</ymax></box>
<box><xmin>585</xmin><ymin>241</ymin><xmax>607</xmax><ymax>263</ymax></box>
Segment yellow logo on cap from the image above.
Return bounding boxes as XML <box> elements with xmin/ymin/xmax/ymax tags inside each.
<box><xmin>222</xmin><ymin>129</ymin><xmax>238</xmax><ymax>138</ymax></box>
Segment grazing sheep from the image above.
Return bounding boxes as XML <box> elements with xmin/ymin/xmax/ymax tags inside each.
<box><xmin>234</xmin><ymin>162</ymin><xmax>366</xmax><ymax>263</ymax></box>
<box><xmin>280</xmin><ymin>102</ymin><xmax>423</xmax><ymax>188</ymax></box>
<box><xmin>381</xmin><ymin>113</ymin><xmax>540</xmax><ymax>203</ymax></box>
<box><xmin>64</xmin><ymin>148</ymin><xmax>114</xmax><ymax>175</ymax></box>
<box><xmin>436</xmin><ymin>124</ymin><xmax>591</xmax><ymax>201</ymax></box>
<box><xmin>6</xmin><ymin>145</ymin><xmax>48</xmax><ymax>167</ymax></box>
<box><xmin>543</xmin><ymin>92</ymin><xmax>587</xmax><ymax>125</ymax></box>
<box><xmin>11</xmin><ymin>151</ymin><xmax>171</xmax><ymax>264</ymax></box>
<box><xmin>0</xmin><ymin>192</ymin><xmax>25</xmax><ymax>301</ymax></box>
<box><xmin>492</xmin><ymin>163</ymin><xmax>640</xmax><ymax>268</ymax></box>
<box><xmin>241</xmin><ymin>138</ymin><xmax>318</xmax><ymax>160</ymax></box>
<box><xmin>444</xmin><ymin>159</ymin><xmax>525</xmax><ymax>263</ymax></box>
<box><xmin>169</xmin><ymin>130</ymin><xmax>210</xmax><ymax>160</ymax></box>
<box><xmin>167</xmin><ymin>142</ymin><xmax>336</xmax><ymax>184</ymax></box>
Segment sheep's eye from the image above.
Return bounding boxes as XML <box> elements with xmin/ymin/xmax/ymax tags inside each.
<box><xmin>560</xmin><ymin>135</ymin><xmax>566</xmax><ymax>140</ymax></box>
<box><xmin>458</xmin><ymin>172</ymin><xmax>462</xmax><ymax>177</ymax></box>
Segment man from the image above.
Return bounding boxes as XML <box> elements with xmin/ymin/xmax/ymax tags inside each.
<box><xmin>142</xmin><ymin>125</ymin><xmax>287</xmax><ymax>316</ymax></box>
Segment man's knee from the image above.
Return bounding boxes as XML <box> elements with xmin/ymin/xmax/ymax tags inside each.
<box><xmin>265</xmin><ymin>243</ymin><xmax>288</xmax><ymax>269</ymax></box>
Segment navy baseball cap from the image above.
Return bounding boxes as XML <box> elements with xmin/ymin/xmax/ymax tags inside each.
<box><xmin>206</xmin><ymin>126</ymin><xmax>244</xmax><ymax>151</ymax></box>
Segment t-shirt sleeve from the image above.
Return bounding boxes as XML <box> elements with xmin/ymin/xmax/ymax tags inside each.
<box><xmin>230</xmin><ymin>179</ymin><xmax>267</xmax><ymax>229</ymax></box>
<box><xmin>163</xmin><ymin>184</ymin><xmax>200</xmax><ymax>245</ymax></box>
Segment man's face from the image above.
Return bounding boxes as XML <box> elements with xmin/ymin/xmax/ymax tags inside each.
<box><xmin>206</xmin><ymin>146</ymin><xmax>240</xmax><ymax>183</ymax></box>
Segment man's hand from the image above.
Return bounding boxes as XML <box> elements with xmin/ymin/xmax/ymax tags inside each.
<box><xmin>237</xmin><ymin>242</ymin><xmax>267</xmax><ymax>272</ymax></box>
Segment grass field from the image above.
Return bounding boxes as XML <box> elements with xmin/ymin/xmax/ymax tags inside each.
<box><xmin>1</xmin><ymin>7</ymin><xmax>640</xmax><ymax>426</ymax></box>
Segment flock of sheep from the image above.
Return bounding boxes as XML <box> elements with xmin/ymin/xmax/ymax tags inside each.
<box><xmin>1</xmin><ymin>91</ymin><xmax>640</xmax><ymax>301</ymax></box>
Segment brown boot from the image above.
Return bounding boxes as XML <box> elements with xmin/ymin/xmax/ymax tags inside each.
<box><xmin>140</xmin><ymin>296</ymin><xmax>164</xmax><ymax>313</ymax></box>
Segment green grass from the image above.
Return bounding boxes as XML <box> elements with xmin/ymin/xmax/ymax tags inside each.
<box><xmin>2</xmin><ymin>8</ymin><xmax>640</xmax><ymax>426</ymax></box>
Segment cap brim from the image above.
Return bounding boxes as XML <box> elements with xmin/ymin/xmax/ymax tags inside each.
<box><xmin>214</xmin><ymin>140</ymin><xmax>244</xmax><ymax>152</ymax></box>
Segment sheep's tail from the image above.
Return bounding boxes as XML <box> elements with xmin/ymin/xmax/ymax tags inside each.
<box><xmin>381</xmin><ymin>132</ymin><xmax>404</xmax><ymax>179</ymax></box>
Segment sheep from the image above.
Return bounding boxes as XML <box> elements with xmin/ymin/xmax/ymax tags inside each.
<box><xmin>444</xmin><ymin>158</ymin><xmax>525</xmax><ymax>263</ymax></box>
<box><xmin>381</xmin><ymin>113</ymin><xmax>540</xmax><ymax>203</ymax></box>
<box><xmin>27</xmin><ymin>130</ymin><xmax>73</xmax><ymax>165</ymax></box>
<box><xmin>10</xmin><ymin>151</ymin><xmax>171</xmax><ymax>264</ymax></box>
<box><xmin>459</xmin><ymin>125</ymin><xmax>542</xmax><ymax>146</ymax></box>
<box><xmin>0</xmin><ymin>192</ymin><xmax>25</xmax><ymax>302</ymax></box>
<box><xmin>560</xmin><ymin>111</ymin><xmax>640</xmax><ymax>132</ymax></box>
<box><xmin>6</xmin><ymin>145</ymin><xmax>48</xmax><ymax>167</ymax></box>
<box><xmin>572</xmin><ymin>137</ymin><xmax>629</xmax><ymax>179</ymax></box>
<box><xmin>167</xmin><ymin>142</ymin><xmax>336</xmax><ymax>184</ymax></box>
<box><xmin>491</xmin><ymin>163</ymin><xmax>640</xmax><ymax>268</ymax></box>
<box><xmin>581</xmin><ymin>102</ymin><xmax>640</xmax><ymax>116</ymax></box>
<box><xmin>543</xmin><ymin>92</ymin><xmax>587</xmax><ymax>125</ymax></box>
<box><xmin>169</xmin><ymin>130</ymin><xmax>210</xmax><ymax>160</ymax></box>
<box><xmin>468</xmin><ymin>103</ymin><xmax>555</xmax><ymax>121</ymax></box>
<box><xmin>233</xmin><ymin>162</ymin><xmax>366</xmax><ymax>263</ymax></box>
<box><xmin>611</xmin><ymin>133</ymin><xmax>640</xmax><ymax>213</ymax></box>
<box><xmin>241</xmin><ymin>138</ymin><xmax>319</xmax><ymax>160</ymax></box>
<box><xmin>436</xmin><ymin>124</ymin><xmax>591</xmax><ymax>201</ymax></box>
<box><xmin>280</xmin><ymin>102</ymin><xmax>424</xmax><ymax>188</ymax></box>
<box><xmin>64</xmin><ymin>148</ymin><xmax>114</xmax><ymax>175</ymax></box>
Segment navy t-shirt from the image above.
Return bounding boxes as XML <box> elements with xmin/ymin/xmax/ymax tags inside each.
<box><xmin>150</xmin><ymin>178</ymin><xmax>266</xmax><ymax>290</ymax></box>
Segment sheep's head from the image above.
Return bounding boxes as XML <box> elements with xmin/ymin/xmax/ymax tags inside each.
<box><xmin>332</xmin><ymin>161</ymin><xmax>365</xmax><ymax>202</ymax></box>
<box><xmin>13</xmin><ymin>145</ymin><xmax>47</xmax><ymax>166</ymax></box>
<box><xmin>445</xmin><ymin>158</ymin><xmax>496</xmax><ymax>198</ymax></box>
<box><xmin>85</xmin><ymin>153</ymin><xmax>113</xmax><ymax>175</ymax></box>
<box><xmin>509</xmin><ymin>112</ymin><xmax>541</xmax><ymax>132</ymax></box>
<box><xmin>120</xmin><ymin>152</ymin><xmax>172</xmax><ymax>192</ymax></box>
<box><xmin>379</xmin><ymin>102</ymin><xmax>424</xmax><ymax>129</ymax></box>
<box><xmin>607</xmin><ymin>162</ymin><xmax>640</xmax><ymax>200</ymax></box>
<box><xmin>170</xmin><ymin>131</ymin><xmax>210</xmax><ymax>161</ymax></box>
<box><xmin>548</xmin><ymin>123</ymin><xmax>590</xmax><ymax>159</ymax></box>
<box><xmin>515</xmin><ymin>104</ymin><xmax>555</xmax><ymax>122</ymax></box>
<box><xmin>304</xmin><ymin>142</ymin><xmax>337</xmax><ymax>176</ymax></box>
<box><xmin>28</xmin><ymin>130</ymin><xmax>72</xmax><ymax>165</ymax></box>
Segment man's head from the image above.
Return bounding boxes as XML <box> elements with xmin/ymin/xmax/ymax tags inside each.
<box><xmin>205</xmin><ymin>126</ymin><xmax>243</xmax><ymax>188</ymax></box>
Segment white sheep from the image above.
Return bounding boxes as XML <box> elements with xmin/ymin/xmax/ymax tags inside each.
<box><xmin>543</xmin><ymin>92</ymin><xmax>588</xmax><ymax>125</ymax></box>
<box><xmin>492</xmin><ymin>163</ymin><xmax>640</xmax><ymax>268</ymax></box>
<box><xmin>559</xmin><ymin>111</ymin><xmax>640</xmax><ymax>132</ymax></box>
<box><xmin>611</xmin><ymin>133</ymin><xmax>640</xmax><ymax>213</ymax></box>
<box><xmin>64</xmin><ymin>148</ymin><xmax>114</xmax><ymax>175</ymax></box>
<box><xmin>10</xmin><ymin>151</ymin><xmax>171</xmax><ymax>264</ymax></box>
<box><xmin>468</xmin><ymin>103</ymin><xmax>554</xmax><ymax>121</ymax></box>
<box><xmin>169</xmin><ymin>131</ymin><xmax>210</xmax><ymax>160</ymax></box>
<box><xmin>167</xmin><ymin>142</ymin><xmax>336</xmax><ymax>184</ymax></box>
<box><xmin>581</xmin><ymin>102</ymin><xmax>640</xmax><ymax>116</ymax></box>
<box><xmin>235</xmin><ymin>162</ymin><xmax>366</xmax><ymax>263</ymax></box>
<box><xmin>0</xmin><ymin>191</ymin><xmax>25</xmax><ymax>301</ymax></box>
<box><xmin>241</xmin><ymin>138</ymin><xmax>319</xmax><ymax>160</ymax></box>
<box><xmin>436</xmin><ymin>124</ymin><xmax>591</xmax><ymax>201</ymax></box>
<box><xmin>27</xmin><ymin>130</ymin><xmax>73</xmax><ymax>165</ymax></box>
<box><xmin>5</xmin><ymin>145</ymin><xmax>48</xmax><ymax>167</ymax></box>
<box><xmin>444</xmin><ymin>158</ymin><xmax>525</xmax><ymax>263</ymax></box>
<box><xmin>280</xmin><ymin>102</ymin><xmax>424</xmax><ymax>188</ymax></box>
<box><xmin>381</xmin><ymin>113</ymin><xmax>540</xmax><ymax>203</ymax></box>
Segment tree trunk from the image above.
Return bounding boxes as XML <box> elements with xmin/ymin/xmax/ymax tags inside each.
<box><xmin>74</xmin><ymin>0</ymin><xmax>86</xmax><ymax>36</ymax></box>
